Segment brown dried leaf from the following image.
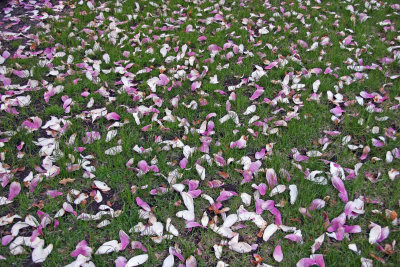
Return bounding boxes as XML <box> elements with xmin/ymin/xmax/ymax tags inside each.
<box><xmin>59</xmin><ymin>178</ymin><xmax>76</xmax><ymax>185</ymax></box>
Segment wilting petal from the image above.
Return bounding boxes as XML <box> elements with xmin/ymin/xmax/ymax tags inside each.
<box><xmin>266</xmin><ymin>168</ymin><xmax>277</xmax><ymax>188</ymax></box>
<box><xmin>311</xmin><ymin>234</ymin><xmax>325</xmax><ymax>253</ymax></box>
<box><xmin>131</xmin><ymin>241</ymin><xmax>147</xmax><ymax>252</ymax></box>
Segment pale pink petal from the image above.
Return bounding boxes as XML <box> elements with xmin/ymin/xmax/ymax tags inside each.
<box><xmin>185</xmin><ymin>221</ymin><xmax>206</xmax><ymax>229</ymax></box>
<box><xmin>308</xmin><ymin>199</ymin><xmax>326</xmax><ymax>211</ymax></box>
<box><xmin>266</xmin><ymin>168</ymin><xmax>277</xmax><ymax>188</ymax></box>
<box><xmin>255</xmin><ymin>149</ymin><xmax>265</xmax><ymax>159</ymax></box>
<box><xmin>63</xmin><ymin>202</ymin><xmax>77</xmax><ymax>216</ymax></box>
<box><xmin>273</xmin><ymin>245</ymin><xmax>283</xmax><ymax>262</ymax></box>
<box><xmin>115</xmin><ymin>256</ymin><xmax>127</xmax><ymax>267</ymax></box>
<box><xmin>284</xmin><ymin>234</ymin><xmax>301</xmax><ymax>243</ymax></box>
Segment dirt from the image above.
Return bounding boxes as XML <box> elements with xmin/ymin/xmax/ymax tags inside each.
<box><xmin>0</xmin><ymin>0</ymin><xmax>71</xmax><ymax>54</ymax></box>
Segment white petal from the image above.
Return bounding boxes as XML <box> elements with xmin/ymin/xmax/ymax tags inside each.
<box><xmin>289</xmin><ymin>185</ymin><xmax>298</xmax><ymax>205</ymax></box>
<box><xmin>95</xmin><ymin>240</ymin><xmax>121</xmax><ymax>255</ymax></box>
<box><xmin>32</xmin><ymin>243</ymin><xmax>53</xmax><ymax>263</ymax></box>
<box><xmin>263</xmin><ymin>224</ymin><xmax>279</xmax><ymax>241</ymax></box>
<box><xmin>162</xmin><ymin>254</ymin><xmax>174</xmax><ymax>267</ymax></box>
<box><xmin>223</xmin><ymin>214</ymin><xmax>238</xmax><ymax>228</ymax></box>
<box><xmin>195</xmin><ymin>164</ymin><xmax>206</xmax><ymax>180</ymax></box>
<box><xmin>105</xmin><ymin>130</ymin><xmax>118</xmax><ymax>142</ymax></box>
<box><xmin>241</xmin><ymin>193</ymin><xmax>252</xmax><ymax>206</ymax></box>
<box><xmin>93</xmin><ymin>181</ymin><xmax>111</xmax><ymax>192</ymax></box>
<box><xmin>104</xmin><ymin>146</ymin><xmax>122</xmax><ymax>155</ymax></box>
<box><xmin>181</xmin><ymin>192</ymin><xmax>194</xmax><ymax>212</ymax></box>
<box><xmin>369</xmin><ymin>225</ymin><xmax>381</xmax><ymax>244</ymax></box>
<box><xmin>126</xmin><ymin>254</ymin><xmax>149</xmax><ymax>267</ymax></box>
<box><xmin>214</xmin><ymin>244</ymin><xmax>223</xmax><ymax>259</ymax></box>
<box><xmin>166</xmin><ymin>218</ymin><xmax>179</xmax><ymax>237</ymax></box>
<box><xmin>97</xmin><ymin>220</ymin><xmax>111</xmax><ymax>228</ymax></box>
<box><xmin>270</xmin><ymin>185</ymin><xmax>286</xmax><ymax>197</ymax></box>
<box><xmin>201</xmin><ymin>212</ymin><xmax>209</xmax><ymax>227</ymax></box>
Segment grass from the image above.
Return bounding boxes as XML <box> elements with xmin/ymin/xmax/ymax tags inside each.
<box><xmin>0</xmin><ymin>0</ymin><xmax>400</xmax><ymax>266</ymax></box>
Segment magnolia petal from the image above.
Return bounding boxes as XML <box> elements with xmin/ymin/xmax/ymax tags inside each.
<box><xmin>32</xmin><ymin>243</ymin><xmax>53</xmax><ymax>263</ymax></box>
<box><xmin>126</xmin><ymin>254</ymin><xmax>148</xmax><ymax>267</ymax></box>
<box><xmin>311</xmin><ymin>234</ymin><xmax>325</xmax><ymax>253</ymax></box>
<box><xmin>263</xmin><ymin>224</ymin><xmax>279</xmax><ymax>241</ymax></box>
<box><xmin>273</xmin><ymin>245</ymin><xmax>283</xmax><ymax>262</ymax></box>
<box><xmin>369</xmin><ymin>225</ymin><xmax>382</xmax><ymax>244</ymax></box>
<box><xmin>95</xmin><ymin>240</ymin><xmax>121</xmax><ymax>255</ymax></box>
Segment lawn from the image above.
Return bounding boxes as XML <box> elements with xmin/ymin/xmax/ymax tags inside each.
<box><xmin>0</xmin><ymin>0</ymin><xmax>400</xmax><ymax>266</ymax></box>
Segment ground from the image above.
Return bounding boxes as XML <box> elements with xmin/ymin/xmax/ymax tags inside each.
<box><xmin>0</xmin><ymin>0</ymin><xmax>400</xmax><ymax>266</ymax></box>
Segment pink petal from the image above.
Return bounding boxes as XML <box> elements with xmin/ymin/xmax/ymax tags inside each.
<box><xmin>250</xmin><ymin>88</ymin><xmax>264</xmax><ymax>100</ymax></box>
<box><xmin>135</xmin><ymin>197</ymin><xmax>151</xmax><ymax>211</ymax></box>
<box><xmin>214</xmin><ymin>154</ymin><xmax>226</xmax><ymax>166</ymax></box>
<box><xmin>8</xmin><ymin>181</ymin><xmax>21</xmax><ymax>201</ymax></box>
<box><xmin>1</xmin><ymin>235</ymin><xmax>13</xmax><ymax>246</ymax></box>
<box><xmin>255</xmin><ymin>149</ymin><xmax>265</xmax><ymax>159</ymax></box>
<box><xmin>372</xmin><ymin>138</ymin><xmax>383</xmax><ymax>147</ymax></box>
<box><xmin>331</xmin><ymin>176</ymin><xmax>348</xmax><ymax>202</ymax></box>
<box><xmin>137</xmin><ymin>160</ymin><xmax>149</xmax><ymax>172</ymax></box>
<box><xmin>273</xmin><ymin>245</ymin><xmax>283</xmax><ymax>262</ymax></box>
<box><xmin>106</xmin><ymin>112</ymin><xmax>120</xmax><ymax>121</ymax></box>
<box><xmin>284</xmin><ymin>234</ymin><xmax>301</xmax><ymax>243</ymax></box>
<box><xmin>71</xmin><ymin>240</ymin><xmax>92</xmax><ymax>257</ymax></box>
<box><xmin>249</xmin><ymin>161</ymin><xmax>262</xmax><ymax>173</ymax></box>
<box><xmin>179</xmin><ymin>158</ymin><xmax>188</xmax><ymax>169</ymax></box>
<box><xmin>119</xmin><ymin>230</ymin><xmax>130</xmax><ymax>251</ymax></box>
<box><xmin>216</xmin><ymin>191</ymin><xmax>237</xmax><ymax>202</ymax></box>
<box><xmin>188</xmin><ymin>190</ymin><xmax>202</xmax><ymax>198</ymax></box>
<box><xmin>330</xmin><ymin>106</ymin><xmax>345</xmax><ymax>117</ymax></box>
<box><xmin>257</xmin><ymin>183</ymin><xmax>267</xmax><ymax>196</ymax></box>
<box><xmin>169</xmin><ymin>247</ymin><xmax>185</xmax><ymax>261</ymax></box>
<box><xmin>343</xmin><ymin>225</ymin><xmax>361</xmax><ymax>234</ymax></box>
<box><xmin>343</xmin><ymin>35</ymin><xmax>353</xmax><ymax>45</ymax></box>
